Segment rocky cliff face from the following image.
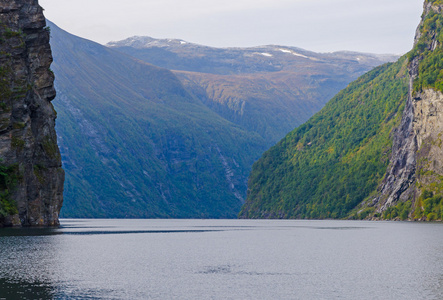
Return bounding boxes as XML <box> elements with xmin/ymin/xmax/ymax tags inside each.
<box><xmin>371</xmin><ymin>0</ymin><xmax>443</xmax><ymax>216</ymax></box>
<box><xmin>0</xmin><ymin>0</ymin><xmax>64</xmax><ymax>226</ymax></box>
<box><xmin>368</xmin><ymin>53</ymin><xmax>418</xmax><ymax>211</ymax></box>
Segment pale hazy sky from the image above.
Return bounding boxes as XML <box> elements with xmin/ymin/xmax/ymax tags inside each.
<box><xmin>39</xmin><ymin>0</ymin><xmax>424</xmax><ymax>54</ymax></box>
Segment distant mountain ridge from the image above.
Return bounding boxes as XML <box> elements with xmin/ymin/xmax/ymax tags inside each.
<box><xmin>107</xmin><ymin>36</ymin><xmax>398</xmax><ymax>75</ymax></box>
<box><xmin>109</xmin><ymin>37</ymin><xmax>398</xmax><ymax>144</ymax></box>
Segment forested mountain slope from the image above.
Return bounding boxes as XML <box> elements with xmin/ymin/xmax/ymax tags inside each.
<box><xmin>239</xmin><ymin>58</ymin><xmax>409</xmax><ymax>219</ymax></box>
<box><xmin>240</xmin><ymin>0</ymin><xmax>443</xmax><ymax>221</ymax></box>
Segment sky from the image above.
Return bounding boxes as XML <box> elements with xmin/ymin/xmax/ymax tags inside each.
<box><xmin>39</xmin><ymin>0</ymin><xmax>424</xmax><ymax>54</ymax></box>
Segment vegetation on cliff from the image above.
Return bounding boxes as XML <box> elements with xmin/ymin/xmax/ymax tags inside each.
<box><xmin>428</xmin><ymin>0</ymin><xmax>443</xmax><ymax>5</ymax></box>
<box><xmin>409</xmin><ymin>8</ymin><xmax>443</xmax><ymax>93</ymax></box>
<box><xmin>0</xmin><ymin>163</ymin><xmax>18</xmax><ymax>218</ymax></box>
<box><xmin>406</xmin><ymin>2</ymin><xmax>443</xmax><ymax>220</ymax></box>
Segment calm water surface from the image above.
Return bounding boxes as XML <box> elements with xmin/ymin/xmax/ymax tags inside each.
<box><xmin>1</xmin><ymin>219</ymin><xmax>443</xmax><ymax>299</ymax></box>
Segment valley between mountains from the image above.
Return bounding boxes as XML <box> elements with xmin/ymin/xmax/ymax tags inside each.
<box><xmin>49</xmin><ymin>22</ymin><xmax>394</xmax><ymax>218</ymax></box>
<box><xmin>2</xmin><ymin>0</ymin><xmax>441</xmax><ymax>224</ymax></box>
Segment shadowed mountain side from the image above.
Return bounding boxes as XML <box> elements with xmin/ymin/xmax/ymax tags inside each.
<box><xmin>48</xmin><ymin>22</ymin><xmax>266</xmax><ymax>218</ymax></box>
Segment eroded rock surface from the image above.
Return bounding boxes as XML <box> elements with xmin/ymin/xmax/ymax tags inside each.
<box><xmin>371</xmin><ymin>1</ymin><xmax>443</xmax><ymax>214</ymax></box>
<box><xmin>0</xmin><ymin>0</ymin><xmax>64</xmax><ymax>226</ymax></box>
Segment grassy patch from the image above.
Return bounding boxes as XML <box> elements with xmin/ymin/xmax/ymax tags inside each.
<box><xmin>42</xmin><ymin>136</ymin><xmax>59</xmax><ymax>160</ymax></box>
<box><xmin>0</xmin><ymin>163</ymin><xmax>19</xmax><ymax>218</ymax></box>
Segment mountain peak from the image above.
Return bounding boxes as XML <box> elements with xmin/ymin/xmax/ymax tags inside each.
<box><xmin>107</xmin><ymin>36</ymin><xmax>191</xmax><ymax>49</ymax></box>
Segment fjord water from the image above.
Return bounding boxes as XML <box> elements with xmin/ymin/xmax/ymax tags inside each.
<box><xmin>1</xmin><ymin>220</ymin><xmax>443</xmax><ymax>299</ymax></box>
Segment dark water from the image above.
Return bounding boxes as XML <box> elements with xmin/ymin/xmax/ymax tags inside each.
<box><xmin>1</xmin><ymin>219</ymin><xmax>443</xmax><ymax>299</ymax></box>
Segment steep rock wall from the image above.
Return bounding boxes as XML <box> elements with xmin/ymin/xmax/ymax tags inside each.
<box><xmin>0</xmin><ymin>0</ymin><xmax>64</xmax><ymax>226</ymax></box>
<box><xmin>369</xmin><ymin>55</ymin><xmax>418</xmax><ymax>211</ymax></box>
<box><xmin>413</xmin><ymin>88</ymin><xmax>443</xmax><ymax>203</ymax></box>
<box><xmin>371</xmin><ymin>1</ymin><xmax>443</xmax><ymax>215</ymax></box>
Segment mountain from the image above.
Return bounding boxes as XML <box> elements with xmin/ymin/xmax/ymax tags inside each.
<box><xmin>49</xmin><ymin>22</ymin><xmax>266</xmax><ymax>218</ymax></box>
<box><xmin>47</xmin><ymin>23</ymin><xmax>396</xmax><ymax>219</ymax></box>
<box><xmin>107</xmin><ymin>36</ymin><xmax>397</xmax><ymax>76</ymax></box>
<box><xmin>108</xmin><ymin>37</ymin><xmax>397</xmax><ymax>144</ymax></box>
<box><xmin>239</xmin><ymin>58</ymin><xmax>409</xmax><ymax>219</ymax></box>
<box><xmin>0</xmin><ymin>1</ymin><xmax>64</xmax><ymax>227</ymax></box>
<box><xmin>240</xmin><ymin>0</ymin><xmax>443</xmax><ymax>221</ymax></box>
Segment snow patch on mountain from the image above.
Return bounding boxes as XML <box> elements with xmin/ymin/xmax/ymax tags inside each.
<box><xmin>278</xmin><ymin>48</ymin><xmax>311</xmax><ymax>59</ymax></box>
<box><xmin>260</xmin><ymin>52</ymin><xmax>273</xmax><ymax>57</ymax></box>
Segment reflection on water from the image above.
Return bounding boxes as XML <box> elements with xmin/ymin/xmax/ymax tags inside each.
<box><xmin>0</xmin><ymin>278</ymin><xmax>55</xmax><ymax>300</ymax></box>
<box><xmin>0</xmin><ymin>227</ymin><xmax>59</xmax><ymax>237</ymax></box>
<box><xmin>1</xmin><ymin>219</ymin><xmax>443</xmax><ymax>299</ymax></box>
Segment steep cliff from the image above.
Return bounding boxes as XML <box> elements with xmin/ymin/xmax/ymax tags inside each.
<box><xmin>370</xmin><ymin>0</ymin><xmax>443</xmax><ymax>220</ymax></box>
<box><xmin>0</xmin><ymin>0</ymin><xmax>64</xmax><ymax>226</ymax></box>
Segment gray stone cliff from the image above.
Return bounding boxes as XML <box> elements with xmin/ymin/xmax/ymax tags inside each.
<box><xmin>371</xmin><ymin>1</ymin><xmax>443</xmax><ymax>215</ymax></box>
<box><xmin>0</xmin><ymin>0</ymin><xmax>64</xmax><ymax>226</ymax></box>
